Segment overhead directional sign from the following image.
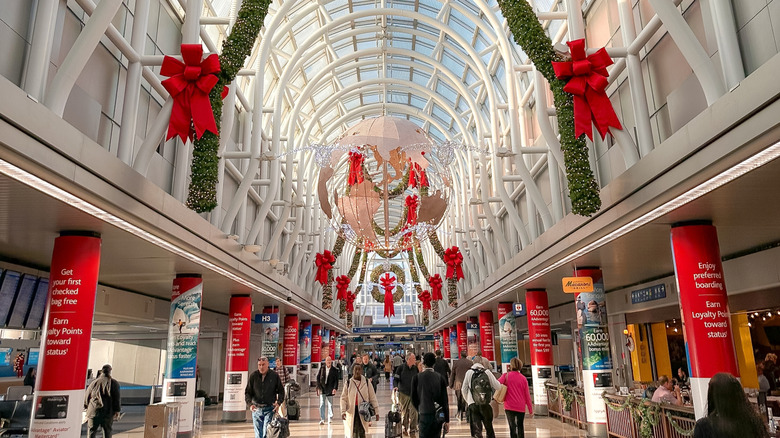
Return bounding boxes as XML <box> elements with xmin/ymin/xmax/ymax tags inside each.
<box><xmin>352</xmin><ymin>326</ymin><xmax>426</xmax><ymax>334</ymax></box>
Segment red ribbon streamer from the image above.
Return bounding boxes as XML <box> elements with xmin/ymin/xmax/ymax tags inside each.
<box><xmin>335</xmin><ymin>275</ymin><xmax>351</xmax><ymax>300</ymax></box>
<box><xmin>444</xmin><ymin>246</ymin><xmax>464</xmax><ymax>281</ymax></box>
<box><xmin>418</xmin><ymin>290</ymin><xmax>432</xmax><ymax>310</ymax></box>
<box><xmin>408</xmin><ymin>162</ymin><xmax>429</xmax><ymax>188</ymax></box>
<box><xmin>345</xmin><ymin>291</ymin><xmax>356</xmax><ymax>313</ymax></box>
<box><xmin>552</xmin><ymin>39</ymin><xmax>622</xmax><ymax>141</ymax></box>
<box><xmin>405</xmin><ymin>195</ymin><xmax>420</xmax><ymax>226</ymax></box>
<box><xmin>428</xmin><ymin>274</ymin><xmax>443</xmax><ymax>301</ymax></box>
<box><xmin>161</xmin><ymin>44</ymin><xmax>222</xmax><ymax>142</ymax></box>
<box><xmin>314</xmin><ymin>250</ymin><xmax>336</xmax><ymax>285</ymax></box>
<box><xmin>348</xmin><ymin>151</ymin><xmax>365</xmax><ymax>186</ymax></box>
<box><xmin>380</xmin><ymin>273</ymin><xmax>396</xmax><ymax>318</ymax></box>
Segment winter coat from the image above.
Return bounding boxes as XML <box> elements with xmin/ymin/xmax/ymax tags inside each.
<box><xmin>340</xmin><ymin>375</ymin><xmax>379</xmax><ymax>438</ymax></box>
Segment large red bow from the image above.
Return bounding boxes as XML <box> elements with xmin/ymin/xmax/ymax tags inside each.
<box><xmin>405</xmin><ymin>195</ymin><xmax>420</xmax><ymax>226</ymax></box>
<box><xmin>314</xmin><ymin>250</ymin><xmax>336</xmax><ymax>285</ymax></box>
<box><xmin>552</xmin><ymin>39</ymin><xmax>622</xmax><ymax>141</ymax></box>
<box><xmin>408</xmin><ymin>162</ymin><xmax>428</xmax><ymax>188</ymax></box>
<box><xmin>335</xmin><ymin>275</ymin><xmax>351</xmax><ymax>300</ymax></box>
<box><xmin>345</xmin><ymin>291</ymin><xmax>356</xmax><ymax>313</ymax></box>
<box><xmin>418</xmin><ymin>290</ymin><xmax>432</xmax><ymax>310</ymax></box>
<box><xmin>444</xmin><ymin>246</ymin><xmax>464</xmax><ymax>280</ymax></box>
<box><xmin>380</xmin><ymin>273</ymin><xmax>396</xmax><ymax>318</ymax></box>
<box><xmin>428</xmin><ymin>274</ymin><xmax>443</xmax><ymax>301</ymax></box>
<box><xmin>348</xmin><ymin>151</ymin><xmax>365</xmax><ymax>186</ymax></box>
<box><xmin>161</xmin><ymin>44</ymin><xmax>222</xmax><ymax>142</ymax></box>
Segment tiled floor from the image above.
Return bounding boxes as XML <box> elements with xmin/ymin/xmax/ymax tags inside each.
<box><xmin>112</xmin><ymin>378</ymin><xmax>585</xmax><ymax>437</ymax></box>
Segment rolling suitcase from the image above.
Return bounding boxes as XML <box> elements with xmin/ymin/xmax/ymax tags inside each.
<box><xmin>385</xmin><ymin>390</ymin><xmax>402</xmax><ymax>438</ymax></box>
<box><xmin>286</xmin><ymin>399</ymin><xmax>300</xmax><ymax>420</ymax></box>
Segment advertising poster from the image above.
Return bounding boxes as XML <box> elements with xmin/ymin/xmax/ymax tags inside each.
<box><xmin>300</xmin><ymin>320</ymin><xmax>312</xmax><ymax>364</ymax></box>
<box><xmin>457</xmin><ymin>322</ymin><xmax>467</xmax><ymax>357</ymax></box>
<box><xmin>223</xmin><ymin>296</ymin><xmax>251</xmax><ymax>418</ymax></box>
<box><xmin>0</xmin><ymin>347</ymin><xmax>11</xmax><ymax>366</ymax></box>
<box><xmin>478</xmin><ymin>311</ymin><xmax>495</xmax><ymax>361</ymax></box>
<box><xmin>497</xmin><ymin>303</ymin><xmax>517</xmax><ymax>372</ymax></box>
<box><xmin>312</xmin><ymin>324</ymin><xmax>322</xmax><ymax>363</ymax></box>
<box><xmin>330</xmin><ymin>332</ymin><xmax>337</xmax><ymax>360</ymax></box>
<box><xmin>321</xmin><ymin>329</ymin><xmax>331</xmax><ymax>360</ymax></box>
<box><xmin>449</xmin><ymin>327</ymin><xmax>458</xmax><ymax>361</ymax></box>
<box><xmin>442</xmin><ymin>328</ymin><xmax>451</xmax><ymax>359</ymax></box>
<box><xmin>30</xmin><ymin>233</ymin><xmax>101</xmax><ymax>438</ymax></box>
<box><xmin>282</xmin><ymin>315</ymin><xmax>299</xmax><ymax>366</ymax></box>
<box><xmin>525</xmin><ymin>291</ymin><xmax>554</xmax><ymax>407</ymax></box>
<box><xmin>466</xmin><ymin>322</ymin><xmax>480</xmax><ymax>358</ymax></box>
<box><xmin>162</xmin><ymin>275</ymin><xmax>203</xmax><ymax>436</ymax></box>
<box><xmin>258</xmin><ymin>313</ymin><xmax>280</xmax><ymax>368</ymax></box>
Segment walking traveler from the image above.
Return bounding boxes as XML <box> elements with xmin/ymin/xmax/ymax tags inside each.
<box><xmin>245</xmin><ymin>357</ymin><xmax>285</xmax><ymax>438</ymax></box>
<box><xmin>317</xmin><ymin>356</ymin><xmax>340</xmax><ymax>424</ymax></box>
<box><xmin>432</xmin><ymin>350</ymin><xmax>450</xmax><ymax>384</ymax></box>
<box><xmin>84</xmin><ymin>364</ymin><xmax>122</xmax><ymax>438</ymax></box>
<box><xmin>692</xmin><ymin>373</ymin><xmax>768</xmax><ymax>438</ymax></box>
<box><xmin>394</xmin><ymin>352</ymin><xmax>419</xmax><ymax>437</ymax></box>
<box><xmin>449</xmin><ymin>351</ymin><xmax>473</xmax><ymax>421</ymax></box>
<box><xmin>498</xmin><ymin>358</ymin><xmax>533</xmax><ymax>438</ymax></box>
<box><xmin>362</xmin><ymin>353</ymin><xmax>379</xmax><ymax>393</ymax></box>
<box><xmin>384</xmin><ymin>356</ymin><xmax>393</xmax><ymax>381</ymax></box>
<box><xmin>411</xmin><ymin>353</ymin><xmax>450</xmax><ymax>438</ymax></box>
<box><xmin>461</xmin><ymin>360</ymin><xmax>501</xmax><ymax>438</ymax></box>
<box><xmin>340</xmin><ymin>363</ymin><xmax>379</xmax><ymax>438</ymax></box>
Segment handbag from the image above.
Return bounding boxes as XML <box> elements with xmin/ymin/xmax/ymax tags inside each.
<box><xmin>354</xmin><ymin>379</ymin><xmax>375</xmax><ymax>422</ymax></box>
<box><xmin>266</xmin><ymin>412</ymin><xmax>290</xmax><ymax>438</ymax></box>
<box><xmin>493</xmin><ymin>382</ymin><xmax>508</xmax><ymax>403</ymax></box>
<box><xmin>434</xmin><ymin>402</ymin><xmax>446</xmax><ymax>425</ymax></box>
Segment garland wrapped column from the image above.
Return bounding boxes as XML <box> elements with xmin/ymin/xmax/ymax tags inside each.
<box><xmin>497</xmin><ymin>0</ymin><xmax>602</xmax><ymax>216</ymax></box>
<box><xmin>187</xmin><ymin>0</ymin><xmax>272</xmax><ymax>212</ymax></box>
<box><xmin>443</xmin><ymin>246</ymin><xmax>464</xmax><ymax>307</ymax></box>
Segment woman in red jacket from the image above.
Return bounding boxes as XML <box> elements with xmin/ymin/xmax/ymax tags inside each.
<box><xmin>498</xmin><ymin>358</ymin><xmax>533</xmax><ymax>438</ymax></box>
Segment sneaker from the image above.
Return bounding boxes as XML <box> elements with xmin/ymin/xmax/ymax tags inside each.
<box><xmin>319</xmin><ymin>420</ymin><xmax>325</xmax><ymax>425</ymax></box>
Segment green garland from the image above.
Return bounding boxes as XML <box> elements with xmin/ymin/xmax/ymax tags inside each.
<box><xmin>496</xmin><ymin>0</ymin><xmax>601</xmax><ymax>216</ymax></box>
<box><xmin>665</xmin><ymin>411</ymin><xmax>694</xmax><ymax>437</ymax></box>
<box><xmin>413</xmin><ymin>243</ymin><xmax>431</xmax><ymax>280</ymax></box>
<box><xmin>559</xmin><ymin>385</ymin><xmax>575</xmax><ymax>411</ymax></box>
<box><xmin>602</xmin><ymin>392</ymin><xmax>632</xmax><ymax>412</ymax></box>
<box><xmin>187</xmin><ymin>0</ymin><xmax>272</xmax><ymax>212</ymax></box>
<box><xmin>633</xmin><ymin>402</ymin><xmax>661</xmax><ymax>438</ymax></box>
<box><xmin>373</xmin><ymin>167</ymin><xmax>411</xmax><ymax>198</ymax></box>
<box><xmin>428</xmin><ymin>233</ymin><xmax>459</xmax><ymax>308</ymax></box>
<box><xmin>322</xmin><ymin>235</ymin><xmax>347</xmax><ymax>310</ymax></box>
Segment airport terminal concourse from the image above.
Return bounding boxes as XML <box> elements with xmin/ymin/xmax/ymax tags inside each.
<box><xmin>2</xmin><ymin>0</ymin><xmax>780</xmax><ymax>437</ymax></box>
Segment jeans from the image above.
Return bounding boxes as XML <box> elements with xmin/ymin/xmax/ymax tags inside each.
<box><xmin>252</xmin><ymin>406</ymin><xmax>275</xmax><ymax>438</ymax></box>
<box><xmin>319</xmin><ymin>394</ymin><xmax>334</xmax><ymax>421</ymax></box>
<box><xmin>418</xmin><ymin>413</ymin><xmax>443</xmax><ymax>438</ymax></box>
<box><xmin>87</xmin><ymin>415</ymin><xmax>113</xmax><ymax>438</ymax></box>
<box><xmin>467</xmin><ymin>404</ymin><xmax>495</xmax><ymax>438</ymax></box>
<box><xmin>505</xmin><ymin>410</ymin><xmax>526</xmax><ymax>438</ymax></box>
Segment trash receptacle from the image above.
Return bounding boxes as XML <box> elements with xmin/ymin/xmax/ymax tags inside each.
<box><xmin>144</xmin><ymin>402</ymin><xmax>180</xmax><ymax>438</ymax></box>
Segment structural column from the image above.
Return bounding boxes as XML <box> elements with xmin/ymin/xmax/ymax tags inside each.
<box><xmin>466</xmin><ymin>319</ymin><xmax>480</xmax><ymax>358</ymax></box>
<box><xmin>283</xmin><ymin>315</ymin><xmax>299</xmax><ymax>382</ymax></box>
<box><xmin>497</xmin><ymin>302</ymin><xmax>518</xmax><ymax>374</ymax></box>
<box><xmin>311</xmin><ymin>324</ymin><xmax>322</xmax><ymax>383</ymax></box>
<box><xmin>329</xmin><ymin>331</ymin><xmax>337</xmax><ymax>360</ymax></box>
<box><xmin>449</xmin><ymin>325</ymin><xmax>458</xmax><ymax>361</ymax></box>
<box><xmin>163</xmin><ymin>274</ymin><xmax>204</xmax><ymax>438</ymax></box>
<box><xmin>671</xmin><ymin>222</ymin><xmax>739</xmax><ymax>419</ymax></box>
<box><xmin>434</xmin><ymin>333</ymin><xmax>441</xmax><ymax>352</ymax></box>
<box><xmin>456</xmin><ymin>321</ymin><xmax>467</xmax><ymax>358</ymax></box>
<box><xmin>442</xmin><ymin>327</ymin><xmax>451</xmax><ymax>360</ymax></box>
<box><xmin>30</xmin><ymin>231</ymin><xmax>101</xmax><ymax>438</ymax></box>
<box><xmin>526</xmin><ymin>290</ymin><xmax>554</xmax><ymax>414</ymax></box>
<box><xmin>223</xmin><ymin>295</ymin><xmax>251</xmax><ymax>422</ymax></box>
<box><xmin>479</xmin><ymin>311</ymin><xmax>495</xmax><ymax>364</ymax></box>
<box><xmin>573</xmin><ymin>268</ymin><xmax>613</xmax><ymax>437</ymax></box>
<box><xmin>299</xmin><ymin>320</ymin><xmax>312</xmax><ymax>387</ymax></box>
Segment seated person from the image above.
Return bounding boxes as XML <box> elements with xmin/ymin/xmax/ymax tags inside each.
<box><xmin>651</xmin><ymin>375</ymin><xmax>682</xmax><ymax>405</ymax></box>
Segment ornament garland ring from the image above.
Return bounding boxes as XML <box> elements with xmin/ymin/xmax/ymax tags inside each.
<box><xmin>370</xmin><ymin>264</ymin><xmax>405</xmax><ymax>303</ymax></box>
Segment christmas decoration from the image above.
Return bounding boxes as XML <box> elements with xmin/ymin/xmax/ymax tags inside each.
<box><xmin>187</xmin><ymin>0</ymin><xmax>271</xmax><ymax>212</ymax></box>
<box><xmin>160</xmin><ymin>44</ymin><xmax>221</xmax><ymax>142</ymax></box>
<box><xmin>444</xmin><ymin>246</ymin><xmax>464</xmax><ymax>280</ymax></box>
<box><xmin>315</xmin><ymin>250</ymin><xmax>336</xmax><ymax>285</ymax></box>
<box><xmin>418</xmin><ymin>290</ymin><xmax>432</xmax><ymax>310</ymax></box>
<box><xmin>497</xmin><ymin>0</ymin><xmax>601</xmax><ymax>216</ymax></box>
<box><xmin>348</xmin><ymin>150</ymin><xmax>365</xmax><ymax>185</ymax></box>
<box><xmin>429</xmin><ymin>274</ymin><xmax>443</xmax><ymax>301</ymax></box>
<box><xmin>380</xmin><ymin>273</ymin><xmax>396</xmax><ymax>318</ymax></box>
<box><xmin>553</xmin><ymin>39</ymin><xmax>621</xmax><ymax>141</ymax></box>
<box><xmin>345</xmin><ymin>291</ymin><xmax>356</xmax><ymax>313</ymax></box>
<box><xmin>370</xmin><ymin>264</ymin><xmax>405</xmax><ymax>303</ymax></box>
<box><xmin>335</xmin><ymin>275</ymin><xmax>351</xmax><ymax>300</ymax></box>
<box><xmin>408</xmin><ymin>162</ymin><xmax>428</xmax><ymax>188</ymax></box>
<box><xmin>404</xmin><ymin>195</ymin><xmax>420</xmax><ymax>226</ymax></box>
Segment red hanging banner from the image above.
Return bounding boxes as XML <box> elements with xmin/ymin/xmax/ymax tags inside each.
<box><xmin>457</xmin><ymin>321</ymin><xmax>468</xmax><ymax>358</ymax></box>
<box><xmin>312</xmin><ymin>324</ymin><xmax>322</xmax><ymax>363</ymax></box>
<box><xmin>478</xmin><ymin>311</ymin><xmax>495</xmax><ymax>361</ymax></box>
<box><xmin>223</xmin><ymin>295</ymin><xmax>252</xmax><ymax>418</ymax></box>
<box><xmin>283</xmin><ymin>315</ymin><xmax>299</xmax><ymax>366</ymax></box>
<box><xmin>442</xmin><ymin>327</ymin><xmax>451</xmax><ymax>359</ymax></box>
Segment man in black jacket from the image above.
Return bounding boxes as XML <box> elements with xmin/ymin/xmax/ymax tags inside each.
<box><xmin>394</xmin><ymin>352</ymin><xmax>419</xmax><ymax>437</ymax></box>
<box><xmin>449</xmin><ymin>351</ymin><xmax>473</xmax><ymax>421</ymax></box>
<box><xmin>316</xmin><ymin>356</ymin><xmax>339</xmax><ymax>424</ymax></box>
<box><xmin>362</xmin><ymin>353</ymin><xmax>379</xmax><ymax>393</ymax></box>
<box><xmin>433</xmin><ymin>350</ymin><xmax>450</xmax><ymax>384</ymax></box>
<box><xmin>84</xmin><ymin>364</ymin><xmax>122</xmax><ymax>438</ymax></box>
<box><xmin>412</xmin><ymin>353</ymin><xmax>450</xmax><ymax>438</ymax></box>
<box><xmin>245</xmin><ymin>357</ymin><xmax>285</xmax><ymax>438</ymax></box>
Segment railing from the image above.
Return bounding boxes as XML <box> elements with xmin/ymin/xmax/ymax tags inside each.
<box><xmin>544</xmin><ymin>383</ymin><xmax>586</xmax><ymax>430</ymax></box>
<box><xmin>602</xmin><ymin>393</ymin><xmax>696</xmax><ymax>438</ymax></box>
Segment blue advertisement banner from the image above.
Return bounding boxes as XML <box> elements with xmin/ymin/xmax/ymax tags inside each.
<box><xmin>498</xmin><ymin>310</ymin><xmax>518</xmax><ymax>364</ymax></box>
<box><xmin>256</xmin><ymin>313</ymin><xmax>280</xmax><ymax>369</ymax></box>
<box><xmin>449</xmin><ymin>330</ymin><xmax>458</xmax><ymax>359</ymax></box>
<box><xmin>300</xmin><ymin>321</ymin><xmax>312</xmax><ymax>364</ymax></box>
<box><xmin>0</xmin><ymin>347</ymin><xmax>11</xmax><ymax>366</ymax></box>
<box><xmin>166</xmin><ymin>281</ymin><xmax>202</xmax><ymax>379</ymax></box>
<box><xmin>581</xmin><ymin>326</ymin><xmax>613</xmax><ymax>371</ymax></box>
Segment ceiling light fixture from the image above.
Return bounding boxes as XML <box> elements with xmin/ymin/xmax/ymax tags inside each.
<box><xmin>0</xmin><ymin>158</ymin><xmax>345</xmax><ymax>330</ymax></box>
<box><xmin>432</xmin><ymin>141</ymin><xmax>780</xmax><ymax>328</ymax></box>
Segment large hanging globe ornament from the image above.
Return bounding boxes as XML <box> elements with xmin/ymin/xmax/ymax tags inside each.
<box><xmin>317</xmin><ymin>117</ymin><xmax>451</xmax><ymax>252</ymax></box>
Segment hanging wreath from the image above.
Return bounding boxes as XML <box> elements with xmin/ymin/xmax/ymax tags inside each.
<box><xmin>496</xmin><ymin>0</ymin><xmax>601</xmax><ymax>216</ymax></box>
<box><xmin>187</xmin><ymin>0</ymin><xmax>272</xmax><ymax>212</ymax></box>
<box><xmin>369</xmin><ymin>264</ymin><xmax>405</xmax><ymax>303</ymax></box>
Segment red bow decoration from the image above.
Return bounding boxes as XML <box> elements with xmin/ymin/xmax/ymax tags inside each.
<box><xmin>552</xmin><ymin>39</ymin><xmax>622</xmax><ymax>141</ymax></box>
<box><xmin>405</xmin><ymin>195</ymin><xmax>420</xmax><ymax>226</ymax></box>
<box><xmin>335</xmin><ymin>275</ymin><xmax>351</xmax><ymax>300</ymax></box>
<box><xmin>408</xmin><ymin>162</ymin><xmax>429</xmax><ymax>188</ymax></box>
<box><xmin>348</xmin><ymin>151</ymin><xmax>365</xmax><ymax>186</ymax></box>
<box><xmin>345</xmin><ymin>291</ymin><xmax>356</xmax><ymax>313</ymax></box>
<box><xmin>428</xmin><ymin>274</ymin><xmax>443</xmax><ymax>301</ymax></box>
<box><xmin>161</xmin><ymin>44</ymin><xmax>223</xmax><ymax>142</ymax></box>
<box><xmin>380</xmin><ymin>273</ymin><xmax>396</xmax><ymax>318</ymax></box>
<box><xmin>418</xmin><ymin>290</ymin><xmax>432</xmax><ymax>310</ymax></box>
<box><xmin>314</xmin><ymin>250</ymin><xmax>336</xmax><ymax>285</ymax></box>
<box><xmin>444</xmin><ymin>246</ymin><xmax>464</xmax><ymax>281</ymax></box>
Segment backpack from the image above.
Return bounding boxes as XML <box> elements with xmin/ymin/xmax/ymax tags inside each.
<box><xmin>470</xmin><ymin>369</ymin><xmax>493</xmax><ymax>406</ymax></box>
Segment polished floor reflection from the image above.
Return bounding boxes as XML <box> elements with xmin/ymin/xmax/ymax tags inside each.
<box><xmin>113</xmin><ymin>378</ymin><xmax>585</xmax><ymax>437</ymax></box>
